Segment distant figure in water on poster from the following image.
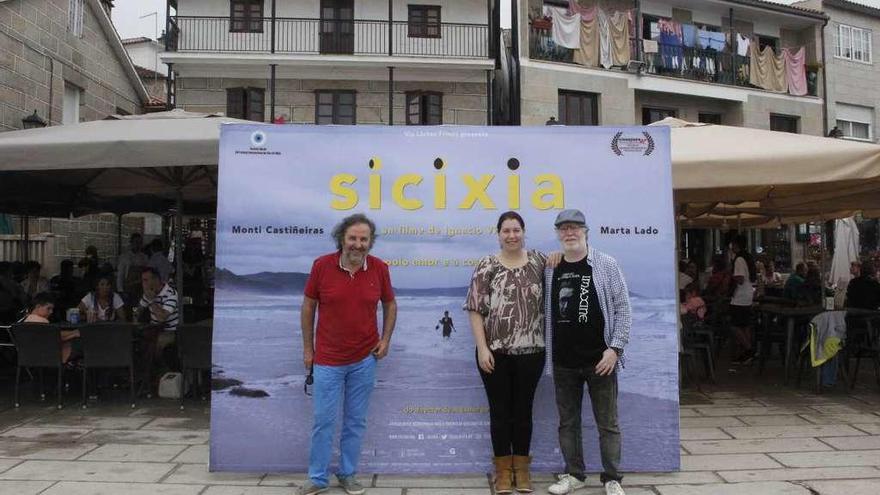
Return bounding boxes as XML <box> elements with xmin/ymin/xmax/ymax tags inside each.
<box><xmin>436</xmin><ymin>311</ymin><xmax>455</xmax><ymax>339</ymax></box>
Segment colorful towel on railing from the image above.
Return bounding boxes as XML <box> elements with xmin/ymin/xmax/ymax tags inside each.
<box><xmin>784</xmin><ymin>46</ymin><xmax>807</xmax><ymax>96</ymax></box>
<box><xmin>573</xmin><ymin>15</ymin><xmax>598</xmax><ymax>67</ymax></box>
<box><xmin>544</xmin><ymin>5</ymin><xmax>581</xmax><ymax>49</ymax></box>
<box><xmin>749</xmin><ymin>43</ymin><xmax>786</xmax><ymax>92</ymax></box>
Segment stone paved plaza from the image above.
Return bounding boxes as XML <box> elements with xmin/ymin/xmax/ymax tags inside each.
<box><xmin>0</xmin><ymin>366</ymin><xmax>877</xmax><ymax>495</ymax></box>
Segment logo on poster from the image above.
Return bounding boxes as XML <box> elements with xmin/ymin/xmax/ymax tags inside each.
<box><xmin>250</xmin><ymin>130</ymin><xmax>267</xmax><ymax>148</ymax></box>
<box><xmin>611</xmin><ymin>131</ymin><xmax>655</xmax><ymax>156</ymax></box>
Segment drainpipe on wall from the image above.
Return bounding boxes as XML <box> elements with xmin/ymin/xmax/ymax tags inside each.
<box><xmin>388</xmin><ymin>67</ymin><xmax>394</xmax><ymax>125</ymax></box>
<box><xmin>270</xmin><ymin>0</ymin><xmax>276</xmax><ymax>121</ymax></box>
<box><xmin>165</xmin><ymin>0</ymin><xmax>173</xmax><ymax>109</ymax></box>
<box><xmin>634</xmin><ymin>0</ymin><xmax>641</xmax><ymax>63</ymax></box>
<box><xmin>510</xmin><ymin>0</ymin><xmax>521</xmax><ymax>125</ymax></box>
<box><xmin>820</xmin><ymin>18</ymin><xmax>829</xmax><ymax>136</ymax></box>
<box><xmin>388</xmin><ymin>0</ymin><xmax>393</xmax><ymax>57</ymax></box>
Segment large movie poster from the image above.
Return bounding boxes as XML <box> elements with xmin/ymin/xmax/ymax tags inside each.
<box><xmin>211</xmin><ymin>125</ymin><xmax>679</xmax><ymax>473</ymax></box>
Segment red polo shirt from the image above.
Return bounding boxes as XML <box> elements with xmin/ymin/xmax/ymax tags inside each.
<box><xmin>304</xmin><ymin>252</ymin><xmax>395</xmax><ymax>366</ymax></box>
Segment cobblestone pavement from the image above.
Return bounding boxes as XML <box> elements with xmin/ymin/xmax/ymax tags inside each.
<box><xmin>0</xmin><ymin>367</ymin><xmax>877</xmax><ymax>495</ymax></box>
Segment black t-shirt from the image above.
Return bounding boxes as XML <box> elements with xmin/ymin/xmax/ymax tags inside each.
<box><xmin>552</xmin><ymin>257</ymin><xmax>607</xmax><ymax>368</ymax></box>
<box><xmin>847</xmin><ymin>276</ymin><xmax>880</xmax><ymax>310</ymax></box>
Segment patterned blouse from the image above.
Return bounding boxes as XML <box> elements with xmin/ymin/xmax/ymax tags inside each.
<box><xmin>463</xmin><ymin>250</ymin><xmax>547</xmax><ymax>354</ymax></box>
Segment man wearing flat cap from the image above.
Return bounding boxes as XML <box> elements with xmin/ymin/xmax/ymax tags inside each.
<box><xmin>546</xmin><ymin>209</ymin><xmax>631</xmax><ymax>495</ymax></box>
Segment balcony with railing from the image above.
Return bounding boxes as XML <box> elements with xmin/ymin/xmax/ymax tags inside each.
<box><xmin>166</xmin><ymin>16</ymin><xmax>490</xmax><ymax>59</ymax></box>
<box><xmin>528</xmin><ymin>26</ymin><xmax>819</xmax><ymax>96</ymax></box>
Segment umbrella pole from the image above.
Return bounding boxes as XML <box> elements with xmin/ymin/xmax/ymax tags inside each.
<box><xmin>116</xmin><ymin>214</ymin><xmax>123</xmax><ymax>258</ymax></box>
<box><xmin>175</xmin><ymin>190</ymin><xmax>185</xmax><ymax>324</ymax></box>
<box><xmin>20</xmin><ymin>214</ymin><xmax>29</xmax><ymax>263</ymax></box>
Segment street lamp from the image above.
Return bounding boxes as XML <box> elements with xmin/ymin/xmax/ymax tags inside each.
<box><xmin>21</xmin><ymin>110</ymin><xmax>47</xmax><ymax>129</ymax></box>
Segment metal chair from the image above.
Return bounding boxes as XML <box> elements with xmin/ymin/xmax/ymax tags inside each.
<box><xmin>10</xmin><ymin>323</ymin><xmax>64</xmax><ymax>409</ymax></box>
<box><xmin>79</xmin><ymin>323</ymin><xmax>136</xmax><ymax>408</ymax></box>
<box><xmin>845</xmin><ymin>316</ymin><xmax>880</xmax><ymax>391</ymax></box>
<box><xmin>177</xmin><ymin>323</ymin><xmax>212</xmax><ymax>410</ymax></box>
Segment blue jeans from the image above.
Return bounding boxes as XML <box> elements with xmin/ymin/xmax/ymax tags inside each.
<box><xmin>308</xmin><ymin>354</ymin><xmax>377</xmax><ymax>487</ymax></box>
<box><xmin>821</xmin><ymin>356</ymin><xmax>838</xmax><ymax>387</ymax></box>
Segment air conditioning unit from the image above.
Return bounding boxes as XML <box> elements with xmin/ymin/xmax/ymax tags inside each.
<box><xmin>626</xmin><ymin>60</ymin><xmax>646</xmax><ymax>74</ymax></box>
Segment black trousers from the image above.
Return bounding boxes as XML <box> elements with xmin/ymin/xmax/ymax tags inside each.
<box><xmin>477</xmin><ymin>349</ymin><xmax>545</xmax><ymax>456</ymax></box>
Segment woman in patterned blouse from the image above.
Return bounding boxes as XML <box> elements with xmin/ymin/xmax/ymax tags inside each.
<box><xmin>464</xmin><ymin>211</ymin><xmax>546</xmax><ymax>494</ymax></box>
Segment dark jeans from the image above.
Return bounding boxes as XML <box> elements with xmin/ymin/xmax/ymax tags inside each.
<box><xmin>554</xmin><ymin>365</ymin><xmax>622</xmax><ymax>484</ymax></box>
<box><xmin>477</xmin><ymin>349</ymin><xmax>545</xmax><ymax>456</ymax></box>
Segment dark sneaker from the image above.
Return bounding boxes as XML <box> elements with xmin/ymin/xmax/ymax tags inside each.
<box><xmin>295</xmin><ymin>482</ymin><xmax>328</xmax><ymax>495</ymax></box>
<box><xmin>337</xmin><ymin>474</ymin><xmax>366</xmax><ymax>495</ymax></box>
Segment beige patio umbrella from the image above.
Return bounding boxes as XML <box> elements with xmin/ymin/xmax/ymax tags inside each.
<box><xmin>653</xmin><ymin>117</ymin><xmax>880</xmax><ymax>207</ymax></box>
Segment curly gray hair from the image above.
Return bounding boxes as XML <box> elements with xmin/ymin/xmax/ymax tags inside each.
<box><xmin>332</xmin><ymin>213</ymin><xmax>377</xmax><ymax>251</ymax></box>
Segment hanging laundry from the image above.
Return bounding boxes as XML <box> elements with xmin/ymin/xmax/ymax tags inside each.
<box><xmin>649</xmin><ymin>21</ymin><xmax>660</xmax><ymax>40</ymax></box>
<box><xmin>784</xmin><ymin>46</ymin><xmax>807</xmax><ymax>96</ymax></box>
<box><xmin>610</xmin><ymin>10</ymin><xmax>631</xmax><ymax>66</ymax></box>
<box><xmin>749</xmin><ymin>43</ymin><xmax>786</xmax><ymax>92</ymax></box>
<box><xmin>597</xmin><ymin>9</ymin><xmax>613</xmax><ymax>68</ymax></box>
<box><xmin>698</xmin><ymin>30</ymin><xmax>726</xmax><ymax>51</ymax></box>
<box><xmin>568</xmin><ymin>0</ymin><xmax>597</xmax><ymax>22</ymax></box>
<box><xmin>658</xmin><ymin>18</ymin><xmax>683</xmax><ymax>39</ymax></box>
<box><xmin>545</xmin><ymin>6</ymin><xmax>581</xmax><ymax>49</ymax></box>
<box><xmin>737</xmin><ymin>33</ymin><xmax>751</xmax><ymax>57</ymax></box>
<box><xmin>658</xmin><ymin>21</ymin><xmax>684</xmax><ymax>71</ymax></box>
<box><xmin>682</xmin><ymin>24</ymin><xmax>698</xmax><ymax>48</ymax></box>
<box><xmin>573</xmin><ymin>16</ymin><xmax>599</xmax><ymax>67</ymax></box>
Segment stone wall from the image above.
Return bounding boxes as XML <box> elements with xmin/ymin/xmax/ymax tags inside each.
<box><xmin>0</xmin><ymin>0</ymin><xmax>141</xmax><ymax>131</ymax></box>
<box><xmin>6</xmin><ymin>214</ymin><xmax>145</xmax><ymax>277</ymax></box>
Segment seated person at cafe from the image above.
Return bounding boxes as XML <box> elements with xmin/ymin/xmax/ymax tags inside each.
<box><xmin>783</xmin><ymin>262</ymin><xmax>807</xmax><ymax>300</ymax></box>
<box><xmin>24</xmin><ymin>292</ymin><xmax>54</xmax><ymax>324</ymax></box>
<box><xmin>678</xmin><ymin>259</ymin><xmax>694</xmax><ymax>288</ymax></box>
<box><xmin>140</xmin><ymin>267</ymin><xmax>178</xmax><ymax>331</ymax></box>
<box><xmin>20</xmin><ymin>261</ymin><xmax>49</xmax><ymax>301</ymax></box>
<box><xmin>50</xmin><ymin>260</ymin><xmax>80</xmax><ymax>320</ymax></box>
<box><xmin>762</xmin><ymin>260</ymin><xmax>783</xmax><ymax>287</ymax></box>
<box><xmin>680</xmin><ymin>283</ymin><xmax>707</xmax><ymax>325</ymax></box>
<box><xmin>795</xmin><ymin>266</ymin><xmax>823</xmax><ymax>306</ymax></box>
<box><xmin>24</xmin><ymin>292</ymin><xmax>78</xmax><ymax>363</ymax></box>
<box><xmin>846</xmin><ymin>260</ymin><xmax>880</xmax><ymax>310</ymax></box>
<box><xmin>78</xmin><ymin>274</ymin><xmax>126</xmax><ymax>322</ymax></box>
<box><xmin>139</xmin><ymin>267</ymin><xmax>179</xmax><ymax>374</ymax></box>
<box><xmin>704</xmin><ymin>255</ymin><xmax>731</xmax><ymax>299</ymax></box>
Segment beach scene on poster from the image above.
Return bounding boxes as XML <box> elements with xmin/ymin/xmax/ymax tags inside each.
<box><xmin>211</xmin><ymin>125</ymin><xmax>678</xmax><ymax>473</ymax></box>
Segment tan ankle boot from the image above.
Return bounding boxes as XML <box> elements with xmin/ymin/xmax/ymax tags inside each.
<box><xmin>493</xmin><ymin>455</ymin><xmax>514</xmax><ymax>494</ymax></box>
<box><xmin>512</xmin><ymin>455</ymin><xmax>533</xmax><ymax>493</ymax></box>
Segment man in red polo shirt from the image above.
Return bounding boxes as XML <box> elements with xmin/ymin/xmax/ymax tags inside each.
<box><xmin>299</xmin><ymin>213</ymin><xmax>397</xmax><ymax>495</ymax></box>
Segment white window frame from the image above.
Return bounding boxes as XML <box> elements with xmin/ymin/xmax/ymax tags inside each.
<box><xmin>836</xmin><ymin>119</ymin><xmax>873</xmax><ymax>142</ymax></box>
<box><xmin>68</xmin><ymin>0</ymin><xmax>84</xmax><ymax>37</ymax></box>
<box><xmin>834</xmin><ymin>23</ymin><xmax>872</xmax><ymax>64</ymax></box>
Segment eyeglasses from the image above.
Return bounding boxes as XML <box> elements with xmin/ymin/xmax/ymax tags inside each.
<box><xmin>556</xmin><ymin>225</ymin><xmax>585</xmax><ymax>233</ymax></box>
<box><xmin>304</xmin><ymin>367</ymin><xmax>314</xmax><ymax>396</ymax></box>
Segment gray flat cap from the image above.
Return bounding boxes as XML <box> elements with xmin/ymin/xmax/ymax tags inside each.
<box><xmin>554</xmin><ymin>209</ymin><xmax>586</xmax><ymax>227</ymax></box>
